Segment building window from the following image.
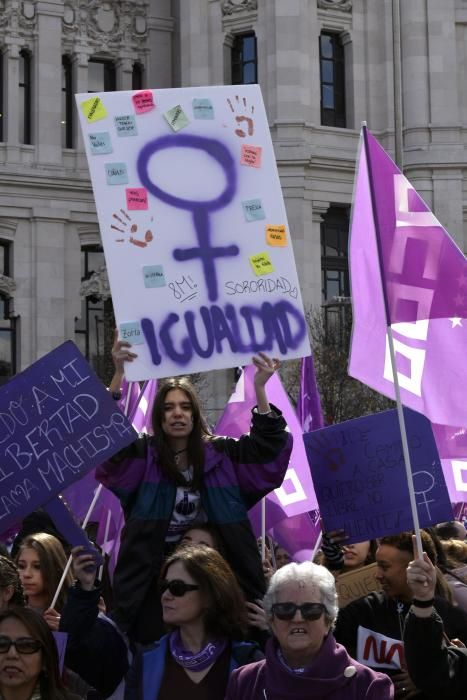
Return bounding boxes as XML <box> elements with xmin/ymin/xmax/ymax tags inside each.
<box><xmin>88</xmin><ymin>59</ymin><xmax>116</xmax><ymax>93</ymax></box>
<box><xmin>319</xmin><ymin>32</ymin><xmax>346</xmax><ymax>127</ymax></box>
<box><xmin>231</xmin><ymin>33</ymin><xmax>257</xmax><ymax>85</ymax></box>
<box><xmin>62</xmin><ymin>55</ymin><xmax>73</xmax><ymax>148</ymax></box>
<box><xmin>0</xmin><ymin>241</ymin><xmax>16</xmax><ymax>383</ymax></box>
<box><xmin>0</xmin><ymin>53</ymin><xmax>3</xmax><ymax>142</ymax></box>
<box><xmin>321</xmin><ymin>206</ymin><xmax>350</xmax><ymax>340</ymax></box>
<box><xmin>132</xmin><ymin>62</ymin><xmax>143</xmax><ymax>90</ymax></box>
<box><xmin>19</xmin><ymin>49</ymin><xmax>32</xmax><ymax>144</ymax></box>
<box><xmin>75</xmin><ymin>245</ymin><xmax>106</xmax><ymax>376</ymax></box>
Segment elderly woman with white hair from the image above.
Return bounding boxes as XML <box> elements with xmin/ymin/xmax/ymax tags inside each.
<box><xmin>225</xmin><ymin>561</ymin><xmax>393</xmax><ymax>700</ymax></box>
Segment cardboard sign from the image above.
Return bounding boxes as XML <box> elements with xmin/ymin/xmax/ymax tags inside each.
<box><xmin>76</xmin><ymin>84</ymin><xmax>310</xmax><ymax>379</ymax></box>
<box><xmin>0</xmin><ymin>341</ymin><xmax>136</xmax><ymax>530</ymax></box>
<box><xmin>304</xmin><ymin>408</ymin><xmax>453</xmax><ymax>543</ymax></box>
<box><xmin>335</xmin><ymin>563</ymin><xmax>379</xmax><ymax>608</ymax></box>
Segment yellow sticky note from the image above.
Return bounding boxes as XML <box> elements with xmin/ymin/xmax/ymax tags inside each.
<box><xmin>81</xmin><ymin>96</ymin><xmax>108</xmax><ymax>123</ymax></box>
<box><xmin>266</xmin><ymin>225</ymin><xmax>287</xmax><ymax>247</ymax></box>
<box><xmin>250</xmin><ymin>252</ymin><xmax>274</xmax><ymax>276</ymax></box>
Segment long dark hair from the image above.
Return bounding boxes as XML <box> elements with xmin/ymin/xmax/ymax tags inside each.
<box><xmin>0</xmin><ymin>607</ymin><xmax>71</xmax><ymax>699</ymax></box>
<box><xmin>0</xmin><ymin>555</ymin><xmax>26</xmax><ymax>607</ymax></box>
<box><xmin>161</xmin><ymin>545</ymin><xmax>248</xmax><ymax>638</ymax></box>
<box><xmin>151</xmin><ymin>378</ymin><xmax>212</xmax><ymax>490</ymax></box>
<box><xmin>16</xmin><ymin>533</ymin><xmax>73</xmax><ymax>612</ymax></box>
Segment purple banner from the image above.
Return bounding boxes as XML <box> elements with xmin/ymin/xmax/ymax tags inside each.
<box><xmin>0</xmin><ymin>341</ymin><xmax>137</xmax><ymax>531</ymax></box>
<box><xmin>349</xmin><ymin>127</ymin><xmax>467</xmax><ymax>428</ymax></box>
<box><xmin>304</xmin><ymin>408</ymin><xmax>453</xmax><ymax>543</ymax></box>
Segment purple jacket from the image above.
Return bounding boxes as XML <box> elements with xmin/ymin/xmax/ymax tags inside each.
<box><xmin>225</xmin><ymin>635</ymin><xmax>394</xmax><ymax>700</ymax></box>
<box><xmin>96</xmin><ymin>406</ymin><xmax>292</xmax><ymax>644</ymax></box>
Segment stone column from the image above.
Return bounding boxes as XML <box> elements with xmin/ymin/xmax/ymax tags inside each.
<box><xmin>35</xmin><ymin>0</ymin><xmax>64</xmax><ymax>164</ymax></box>
<box><xmin>3</xmin><ymin>43</ymin><xmax>21</xmax><ymax>162</ymax></box>
<box><xmin>116</xmin><ymin>57</ymin><xmax>133</xmax><ymax>91</ymax></box>
<box><xmin>309</xmin><ymin>201</ymin><xmax>330</xmax><ymax>307</ymax></box>
<box><xmin>179</xmin><ymin>0</ymin><xmax>210</xmax><ymax>86</ymax></box>
<box><xmin>400</xmin><ymin>0</ymin><xmax>430</xmax><ymax>148</ymax></box>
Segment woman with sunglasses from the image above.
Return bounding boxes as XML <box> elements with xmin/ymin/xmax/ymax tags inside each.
<box><xmin>0</xmin><ymin>607</ymin><xmax>78</xmax><ymax>700</ymax></box>
<box><xmin>225</xmin><ymin>561</ymin><xmax>393</xmax><ymax>700</ymax></box>
<box><xmin>125</xmin><ymin>545</ymin><xmax>263</xmax><ymax>699</ymax></box>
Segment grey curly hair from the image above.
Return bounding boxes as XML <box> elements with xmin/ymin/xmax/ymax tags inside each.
<box><xmin>263</xmin><ymin>561</ymin><xmax>339</xmax><ymax>628</ymax></box>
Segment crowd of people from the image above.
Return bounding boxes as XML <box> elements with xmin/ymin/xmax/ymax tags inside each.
<box><xmin>1</xmin><ymin>339</ymin><xmax>467</xmax><ymax>699</ymax></box>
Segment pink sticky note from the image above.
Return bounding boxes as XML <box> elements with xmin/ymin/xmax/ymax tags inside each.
<box><xmin>132</xmin><ymin>91</ymin><xmax>155</xmax><ymax>114</ymax></box>
<box><xmin>126</xmin><ymin>187</ymin><xmax>148</xmax><ymax>210</ymax></box>
<box><xmin>240</xmin><ymin>144</ymin><xmax>262</xmax><ymax>168</ymax></box>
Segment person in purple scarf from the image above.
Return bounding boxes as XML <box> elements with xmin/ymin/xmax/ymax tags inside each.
<box><xmin>125</xmin><ymin>544</ymin><xmax>263</xmax><ymax>700</ymax></box>
<box><xmin>225</xmin><ymin>561</ymin><xmax>393</xmax><ymax>700</ymax></box>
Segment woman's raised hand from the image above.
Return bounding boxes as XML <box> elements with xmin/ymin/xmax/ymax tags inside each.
<box><xmin>111</xmin><ymin>328</ymin><xmax>138</xmax><ymax>376</ymax></box>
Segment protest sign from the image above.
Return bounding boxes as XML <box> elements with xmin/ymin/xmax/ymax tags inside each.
<box><xmin>76</xmin><ymin>85</ymin><xmax>310</xmax><ymax>380</ymax></box>
<box><xmin>335</xmin><ymin>563</ymin><xmax>379</xmax><ymax>608</ymax></box>
<box><xmin>304</xmin><ymin>408</ymin><xmax>453</xmax><ymax>543</ymax></box>
<box><xmin>0</xmin><ymin>341</ymin><xmax>136</xmax><ymax>531</ymax></box>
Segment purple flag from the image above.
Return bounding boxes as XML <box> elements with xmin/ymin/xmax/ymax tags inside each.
<box><xmin>215</xmin><ymin>365</ymin><xmax>318</xmax><ymax>533</ymax></box>
<box><xmin>270</xmin><ymin>510</ymin><xmax>321</xmax><ymax>563</ymax></box>
<box><xmin>349</xmin><ymin>127</ymin><xmax>467</xmax><ymax>427</ymax></box>
<box><xmin>296</xmin><ymin>355</ymin><xmax>324</xmax><ymax>432</ymax></box>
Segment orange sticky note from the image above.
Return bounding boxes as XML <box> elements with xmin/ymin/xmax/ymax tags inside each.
<box><xmin>81</xmin><ymin>96</ymin><xmax>108</xmax><ymax>123</ymax></box>
<box><xmin>249</xmin><ymin>252</ymin><xmax>274</xmax><ymax>276</ymax></box>
<box><xmin>241</xmin><ymin>144</ymin><xmax>262</xmax><ymax>168</ymax></box>
<box><xmin>266</xmin><ymin>225</ymin><xmax>287</xmax><ymax>247</ymax></box>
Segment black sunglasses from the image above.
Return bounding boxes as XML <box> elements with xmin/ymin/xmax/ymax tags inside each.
<box><xmin>0</xmin><ymin>635</ymin><xmax>42</xmax><ymax>655</ymax></box>
<box><xmin>271</xmin><ymin>602</ymin><xmax>327</xmax><ymax>621</ymax></box>
<box><xmin>160</xmin><ymin>579</ymin><xmax>200</xmax><ymax>597</ymax></box>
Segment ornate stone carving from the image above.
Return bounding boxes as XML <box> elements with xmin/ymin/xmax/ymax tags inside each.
<box><xmin>62</xmin><ymin>0</ymin><xmax>149</xmax><ymax>53</ymax></box>
<box><xmin>0</xmin><ymin>0</ymin><xmax>36</xmax><ymax>34</ymax></box>
<box><xmin>80</xmin><ymin>266</ymin><xmax>112</xmax><ymax>301</ymax></box>
<box><xmin>0</xmin><ymin>274</ymin><xmax>16</xmax><ymax>298</ymax></box>
<box><xmin>222</xmin><ymin>0</ymin><xmax>258</xmax><ymax>16</ymax></box>
<box><xmin>317</xmin><ymin>0</ymin><xmax>352</xmax><ymax>11</ymax></box>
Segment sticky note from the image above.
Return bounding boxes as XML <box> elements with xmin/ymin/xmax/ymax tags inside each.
<box><xmin>192</xmin><ymin>98</ymin><xmax>215</xmax><ymax>120</ymax></box>
<box><xmin>81</xmin><ymin>96</ymin><xmax>108</xmax><ymax>123</ymax></box>
<box><xmin>250</xmin><ymin>252</ymin><xmax>274</xmax><ymax>276</ymax></box>
<box><xmin>266</xmin><ymin>225</ymin><xmax>287</xmax><ymax>247</ymax></box>
<box><xmin>132</xmin><ymin>91</ymin><xmax>155</xmax><ymax>114</ymax></box>
<box><xmin>164</xmin><ymin>105</ymin><xmax>190</xmax><ymax>132</ymax></box>
<box><xmin>143</xmin><ymin>265</ymin><xmax>166</xmax><ymax>288</ymax></box>
<box><xmin>242</xmin><ymin>198</ymin><xmax>266</xmax><ymax>222</ymax></box>
<box><xmin>119</xmin><ymin>322</ymin><xmax>145</xmax><ymax>345</ymax></box>
<box><xmin>114</xmin><ymin>115</ymin><xmax>138</xmax><ymax>137</ymax></box>
<box><xmin>126</xmin><ymin>188</ymin><xmax>148</xmax><ymax>210</ymax></box>
<box><xmin>241</xmin><ymin>144</ymin><xmax>262</xmax><ymax>168</ymax></box>
<box><xmin>88</xmin><ymin>132</ymin><xmax>113</xmax><ymax>155</ymax></box>
<box><xmin>105</xmin><ymin>162</ymin><xmax>128</xmax><ymax>185</ymax></box>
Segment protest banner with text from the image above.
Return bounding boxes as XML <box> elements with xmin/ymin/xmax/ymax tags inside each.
<box><xmin>0</xmin><ymin>341</ymin><xmax>136</xmax><ymax>531</ymax></box>
<box><xmin>304</xmin><ymin>408</ymin><xmax>453</xmax><ymax>543</ymax></box>
<box><xmin>76</xmin><ymin>85</ymin><xmax>310</xmax><ymax>379</ymax></box>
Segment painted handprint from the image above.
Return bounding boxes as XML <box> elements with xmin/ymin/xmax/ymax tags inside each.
<box><xmin>111</xmin><ymin>209</ymin><xmax>154</xmax><ymax>248</ymax></box>
<box><xmin>227</xmin><ymin>95</ymin><xmax>255</xmax><ymax>138</ymax></box>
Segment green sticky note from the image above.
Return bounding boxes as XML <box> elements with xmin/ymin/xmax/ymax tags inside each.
<box><xmin>250</xmin><ymin>252</ymin><xmax>274</xmax><ymax>276</ymax></box>
<box><xmin>164</xmin><ymin>105</ymin><xmax>190</xmax><ymax>132</ymax></box>
<box><xmin>81</xmin><ymin>96</ymin><xmax>108</xmax><ymax>123</ymax></box>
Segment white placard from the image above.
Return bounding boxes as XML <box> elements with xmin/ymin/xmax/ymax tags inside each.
<box><xmin>76</xmin><ymin>85</ymin><xmax>310</xmax><ymax>379</ymax></box>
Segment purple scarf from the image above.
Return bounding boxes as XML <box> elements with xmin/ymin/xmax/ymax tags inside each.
<box><xmin>169</xmin><ymin>629</ymin><xmax>228</xmax><ymax>671</ymax></box>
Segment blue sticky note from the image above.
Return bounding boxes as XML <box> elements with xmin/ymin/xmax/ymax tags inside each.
<box><xmin>88</xmin><ymin>132</ymin><xmax>113</xmax><ymax>155</ymax></box>
<box><xmin>143</xmin><ymin>265</ymin><xmax>166</xmax><ymax>288</ymax></box>
<box><xmin>114</xmin><ymin>115</ymin><xmax>138</xmax><ymax>137</ymax></box>
<box><xmin>105</xmin><ymin>162</ymin><xmax>128</xmax><ymax>185</ymax></box>
<box><xmin>119</xmin><ymin>322</ymin><xmax>145</xmax><ymax>345</ymax></box>
<box><xmin>242</xmin><ymin>198</ymin><xmax>266</xmax><ymax>222</ymax></box>
<box><xmin>192</xmin><ymin>98</ymin><xmax>215</xmax><ymax>120</ymax></box>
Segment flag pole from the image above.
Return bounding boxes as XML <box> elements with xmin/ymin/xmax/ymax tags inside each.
<box><xmin>261</xmin><ymin>498</ymin><xmax>266</xmax><ymax>561</ymax></box>
<box><xmin>361</xmin><ymin>124</ymin><xmax>423</xmax><ymax>558</ymax></box>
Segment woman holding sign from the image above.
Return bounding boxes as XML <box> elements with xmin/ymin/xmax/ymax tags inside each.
<box><xmin>96</xmin><ymin>335</ymin><xmax>292</xmax><ymax>644</ymax></box>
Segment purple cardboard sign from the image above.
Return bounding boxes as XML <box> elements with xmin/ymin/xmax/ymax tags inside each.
<box><xmin>52</xmin><ymin>631</ymin><xmax>68</xmax><ymax>674</ymax></box>
<box><xmin>304</xmin><ymin>408</ymin><xmax>453</xmax><ymax>543</ymax></box>
<box><xmin>0</xmin><ymin>341</ymin><xmax>137</xmax><ymax>531</ymax></box>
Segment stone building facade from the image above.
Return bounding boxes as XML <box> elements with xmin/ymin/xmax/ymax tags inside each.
<box><xmin>0</xmin><ymin>0</ymin><xmax>466</xmax><ymax>416</ymax></box>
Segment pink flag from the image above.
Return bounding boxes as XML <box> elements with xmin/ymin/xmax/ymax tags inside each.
<box><xmin>296</xmin><ymin>355</ymin><xmax>324</xmax><ymax>432</ymax></box>
<box><xmin>215</xmin><ymin>365</ymin><xmax>318</xmax><ymax>533</ymax></box>
<box><xmin>349</xmin><ymin>127</ymin><xmax>467</xmax><ymax>427</ymax></box>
